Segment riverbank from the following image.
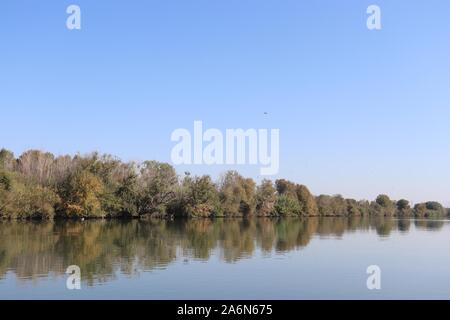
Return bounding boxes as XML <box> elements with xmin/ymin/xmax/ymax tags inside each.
<box><xmin>1</xmin><ymin>149</ymin><xmax>449</xmax><ymax>220</ymax></box>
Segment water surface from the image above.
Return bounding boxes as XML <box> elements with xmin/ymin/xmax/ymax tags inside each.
<box><xmin>0</xmin><ymin>217</ymin><xmax>449</xmax><ymax>299</ymax></box>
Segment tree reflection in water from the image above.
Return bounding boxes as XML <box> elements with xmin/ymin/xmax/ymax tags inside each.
<box><xmin>0</xmin><ymin>217</ymin><xmax>444</xmax><ymax>285</ymax></box>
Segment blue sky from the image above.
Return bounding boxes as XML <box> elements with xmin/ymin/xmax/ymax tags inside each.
<box><xmin>1</xmin><ymin>1</ymin><xmax>450</xmax><ymax>205</ymax></box>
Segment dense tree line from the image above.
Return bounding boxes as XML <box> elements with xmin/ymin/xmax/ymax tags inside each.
<box><xmin>0</xmin><ymin>149</ymin><xmax>448</xmax><ymax>219</ymax></box>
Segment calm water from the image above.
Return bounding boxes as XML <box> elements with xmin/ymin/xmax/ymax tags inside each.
<box><xmin>0</xmin><ymin>217</ymin><xmax>450</xmax><ymax>300</ymax></box>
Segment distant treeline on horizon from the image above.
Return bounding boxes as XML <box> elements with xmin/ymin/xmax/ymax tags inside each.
<box><xmin>0</xmin><ymin>148</ymin><xmax>448</xmax><ymax>220</ymax></box>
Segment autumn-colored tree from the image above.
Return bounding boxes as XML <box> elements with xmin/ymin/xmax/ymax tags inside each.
<box><xmin>17</xmin><ymin>150</ymin><xmax>55</xmax><ymax>185</ymax></box>
<box><xmin>275</xmin><ymin>179</ymin><xmax>297</xmax><ymax>198</ymax></box>
<box><xmin>296</xmin><ymin>185</ymin><xmax>319</xmax><ymax>216</ymax></box>
<box><xmin>1</xmin><ymin>148</ymin><xmax>448</xmax><ymax>220</ymax></box>
<box><xmin>255</xmin><ymin>179</ymin><xmax>276</xmax><ymax>216</ymax></box>
<box><xmin>63</xmin><ymin>170</ymin><xmax>105</xmax><ymax>218</ymax></box>
<box><xmin>219</xmin><ymin>171</ymin><xmax>256</xmax><ymax>217</ymax></box>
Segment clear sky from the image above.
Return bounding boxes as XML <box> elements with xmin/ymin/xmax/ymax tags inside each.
<box><xmin>1</xmin><ymin>0</ymin><xmax>450</xmax><ymax>205</ymax></box>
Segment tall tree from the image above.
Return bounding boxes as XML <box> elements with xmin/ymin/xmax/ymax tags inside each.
<box><xmin>256</xmin><ymin>179</ymin><xmax>276</xmax><ymax>216</ymax></box>
<box><xmin>136</xmin><ymin>161</ymin><xmax>178</xmax><ymax>216</ymax></box>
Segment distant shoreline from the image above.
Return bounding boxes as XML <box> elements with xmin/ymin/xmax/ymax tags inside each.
<box><xmin>1</xmin><ymin>148</ymin><xmax>449</xmax><ymax>220</ymax></box>
<box><xmin>1</xmin><ymin>214</ymin><xmax>449</xmax><ymax>222</ymax></box>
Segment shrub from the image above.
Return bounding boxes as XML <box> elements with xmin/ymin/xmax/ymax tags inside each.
<box><xmin>274</xmin><ymin>195</ymin><xmax>301</xmax><ymax>216</ymax></box>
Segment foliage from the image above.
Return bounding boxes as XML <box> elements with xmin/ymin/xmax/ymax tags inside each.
<box><xmin>0</xmin><ymin>148</ymin><xmax>448</xmax><ymax>220</ymax></box>
<box><xmin>218</xmin><ymin>171</ymin><xmax>256</xmax><ymax>217</ymax></box>
<box><xmin>396</xmin><ymin>199</ymin><xmax>412</xmax><ymax>216</ymax></box>
<box><xmin>414</xmin><ymin>202</ymin><xmax>446</xmax><ymax>217</ymax></box>
<box><xmin>296</xmin><ymin>184</ymin><xmax>319</xmax><ymax>216</ymax></box>
<box><xmin>255</xmin><ymin>179</ymin><xmax>276</xmax><ymax>216</ymax></box>
<box><xmin>274</xmin><ymin>194</ymin><xmax>301</xmax><ymax>216</ymax></box>
<box><xmin>372</xmin><ymin>194</ymin><xmax>396</xmax><ymax>216</ymax></box>
<box><xmin>62</xmin><ymin>170</ymin><xmax>105</xmax><ymax>218</ymax></box>
<box><xmin>136</xmin><ymin>161</ymin><xmax>178</xmax><ymax>217</ymax></box>
<box><xmin>180</xmin><ymin>175</ymin><xmax>220</xmax><ymax>217</ymax></box>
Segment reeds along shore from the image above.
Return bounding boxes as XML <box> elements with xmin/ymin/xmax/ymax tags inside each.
<box><xmin>0</xmin><ymin>148</ymin><xmax>448</xmax><ymax>220</ymax></box>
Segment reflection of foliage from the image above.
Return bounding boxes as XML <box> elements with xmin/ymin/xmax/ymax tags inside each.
<box><xmin>372</xmin><ymin>216</ymin><xmax>395</xmax><ymax>237</ymax></box>
<box><xmin>397</xmin><ymin>218</ymin><xmax>411</xmax><ymax>232</ymax></box>
<box><xmin>414</xmin><ymin>219</ymin><xmax>444</xmax><ymax>231</ymax></box>
<box><xmin>0</xmin><ymin>217</ymin><xmax>446</xmax><ymax>285</ymax></box>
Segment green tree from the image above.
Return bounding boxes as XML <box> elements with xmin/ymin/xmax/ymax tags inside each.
<box><xmin>0</xmin><ymin>170</ymin><xmax>14</xmax><ymax>215</ymax></box>
<box><xmin>181</xmin><ymin>175</ymin><xmax>220</xmax><ymax>217</ymax></box>
<box><xmin>114</xmin><ymin>173</ymin><xmax>139</xmax><ymax>217</ymax></box>
<box><xmin>136</xmin><ymin>161</ymin><xmax>178</xmax><ymax>216</ymax></box>
<box><xmin>414</xmin><ymin>201</ymin><xmax>446</xmax><ymax>217</ymax></box>
<box><xmin>396</xmin><ymin>199</ymin><xmax>412</xmax><ymax>217</ymax></box>
<box><xmin>274</xmin><ymin>194</ymin><xmax>301</xmax><ymax>216</ymax></box>
<box><xmin>0</xmin><ymin>149</ymin><xmax>15</xmax><ymax>171</ymax></box>
<box><xmin>275</xmin><ymin>179</ymin><xmax>301</xmax><ymax>216</ymax></box>
<box><xmin>372</xmin><ymin>194</ymin><xmax>396</xmax><ymax>216</ymax></box>
<box><xmin>15</xmin><ymin>185</ymin><xmax>60</xmax><ymax>219</ymax></box>
<box><xmin>316</xmin><ymin>194</ymin><xmax>349</xmax><ymax>216</ymax></box>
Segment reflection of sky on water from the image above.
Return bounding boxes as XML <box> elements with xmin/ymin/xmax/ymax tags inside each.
<box><xmin>0</xmin><ymin>218</ymin><xmax>449</xmax><ymax>299</ymax></box>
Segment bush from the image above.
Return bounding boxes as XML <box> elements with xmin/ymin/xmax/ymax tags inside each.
<box><xmin>414</xmin><ymin>201</ymin><xmax>446</xmax><ymax>217</ymax></box>
<box><xmin>16</xmin><ymin>185</ymin><xmax>60</xmax><ymax>219</ymax></box>
<box><xmin>182</xmin><ymin>175</ymin><xmax>220</xmax><ymax>218</ymax></box>
<box><xmin>274</xmin><ymin>195</ymin><xmax>301</xmax><ymax>216</ymax></box>
<box><xmin>62</xmin><ymin>170</ymin><xmax>105</xmax><ymax>218</ymax></box>
<box><xmin>372</xmin><ymin>194</ymin><xmax>396</xmax><ymax>216</ymax></box>
<box><xmin>218</xmin><ymin>171</ymin><xmax>256</xmax><ymax>217</ymax></box>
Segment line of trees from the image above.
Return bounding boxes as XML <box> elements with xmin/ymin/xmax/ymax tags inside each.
<box><xmin>0</xmin><ymin>148</ymin><xmax>448</xmax><ymax>220</ymax></box>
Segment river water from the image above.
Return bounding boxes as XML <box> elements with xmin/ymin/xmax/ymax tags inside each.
<box><xmin>0</xmin><ymin>217</ymin><xmax>449</xmax><ymax>299</ymax></box>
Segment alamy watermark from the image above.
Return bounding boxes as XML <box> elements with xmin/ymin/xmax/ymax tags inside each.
<box><xmin>366</xmin><ymin>265</ymin><xmax>381</xmax><ymax>290</ymax></box>
<box><xmin>171</xmin><ymin>121</ymin><xmax>280</xmax><ymax>175</ymax></box>
<box><xmin>367</xmin><ymin>5</ymin><xmax>381</xmax><ymax>30</ymax></box>
<box><xmin>66</xmin><ymin>265</ymin><xmax>81</xmax><ymax>290</ymax></box>
<box><xmin>63</xmin><ymin>5</ymin><xmax>381</xmax><ymax>31</ymax></box>
<box><xmin>66</xmin><ymin>4</ymin><xmax>81</xmax><ymax>30</ymax></box>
